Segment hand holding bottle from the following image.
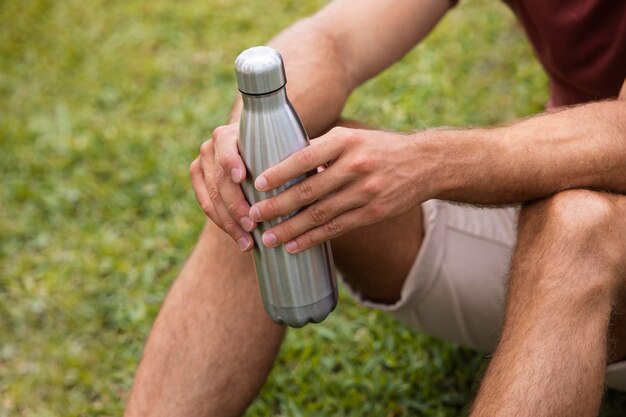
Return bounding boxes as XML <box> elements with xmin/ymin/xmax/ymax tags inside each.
<box><xmin>189</xmin><ymin>124</ymin><xmax>256</xmax><ymax>251</ymax></box>
<box><xmin>249</xmin><ymin>127</ymin><xmax>433</xmax><ymax>253</ymax></box>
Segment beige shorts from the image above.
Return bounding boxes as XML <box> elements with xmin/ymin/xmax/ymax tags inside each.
<box><xmin>346</xmin><ymin>199</ymin><xmax>626</xmax><ymax>390</ymax></box>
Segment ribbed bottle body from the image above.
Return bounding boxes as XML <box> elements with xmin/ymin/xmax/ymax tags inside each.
<box><xmin>238</xmin><ymin>90</ymin><xmax>337</xmax><ymax>327</ymax></box>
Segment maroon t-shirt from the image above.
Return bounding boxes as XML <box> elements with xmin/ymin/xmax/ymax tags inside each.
<box><xmin>459</xmin><ymin>0</ymin><xmax>626</xmax><ymax>107</ymax></box>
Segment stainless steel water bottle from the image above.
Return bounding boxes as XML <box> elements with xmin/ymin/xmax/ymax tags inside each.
<box><xmin>235</xmin><ymin>46</ymin><xmax>337</xmax><ymax>327</ymax></box>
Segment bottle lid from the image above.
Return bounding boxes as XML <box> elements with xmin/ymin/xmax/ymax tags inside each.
<box><xmin>235</xmin><ymin>46</ymin><xmax>286</xmax><ymax>95</ymax></box>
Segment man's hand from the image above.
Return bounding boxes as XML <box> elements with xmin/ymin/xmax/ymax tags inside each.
<box><xmin>248</xmin><ymin>127</ymin><xmax>435</xmax><ymax>253</ymax></box>
<box><xmin>189</xmin><ymin>124</ymin><xmax>256</xmax><ymax>251</ymax></box>
<box><xmin>248</xmin><ymin>88</ymin><xmax>626</xmax><ymax>254</ymax></box>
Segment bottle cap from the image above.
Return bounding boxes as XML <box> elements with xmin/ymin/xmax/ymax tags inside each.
<box><xmin>235</xmin><ymin>46</ymin><xmax>286</xmax><ymax>95</ymax></box>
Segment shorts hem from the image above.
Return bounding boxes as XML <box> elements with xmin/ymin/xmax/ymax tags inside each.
<box><xmin>342</xmin><ymin>200</ymin><xmax>445</xmax><ymax>330</ymax></box>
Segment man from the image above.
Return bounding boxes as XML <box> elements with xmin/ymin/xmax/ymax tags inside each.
<box><xmin>125</xmin><ymin>0</ymin><xmax>626</xmax><ymax>416</ymax></box>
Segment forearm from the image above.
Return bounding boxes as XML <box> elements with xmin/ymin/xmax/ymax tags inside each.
<box><xmin>423</xmin><ymin>100</ymin><xmax>626</xmax><ymax>205</ymax></box>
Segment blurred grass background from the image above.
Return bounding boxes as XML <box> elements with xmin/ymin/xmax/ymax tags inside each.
<box><xmin>1</xmin><ymin>0</ymin><xmax>625</xmax><ymax>416</ymax></box>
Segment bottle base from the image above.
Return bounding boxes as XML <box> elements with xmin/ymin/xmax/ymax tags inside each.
<box><xmin>266</xmin><ymin>292</ymin><xmax>338</xmax><ymax>328</ymax></box>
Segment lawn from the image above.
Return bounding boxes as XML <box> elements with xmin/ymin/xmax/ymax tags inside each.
<box><xmin>1</xmin><ymin>0</ymin><xmax>625</xmax><ymax>415</ymax></box>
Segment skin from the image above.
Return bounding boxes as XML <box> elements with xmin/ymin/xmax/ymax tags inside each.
<box><xmin>470</xmin><ymin>190</ymin><xmax>626</xmax><ymax>417</ymax></box>
<box><xmin>126</xmin><ymin>0</ymin><xmax>626</xmax><ymax>415</ymax></box>
<box><xmin>126</xmin><ymin>2</ymin><xmax>445</xmax><ymax>415</ymax></box>
<box><xmin>249</xmin><ymin>99</ymin><xmax>626</xmax><ymax>253</ymax></box>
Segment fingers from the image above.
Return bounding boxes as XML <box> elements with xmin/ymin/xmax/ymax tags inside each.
<box><xmin>254</xmin><ymin>135</ymin><xmax>342</xmax><ymax>192</ymax></box>
<box><xmin>190</xmin><ymin>157</ymin><xmax>219</xmax><ymax>221</ymax></box>
<box><xmin>209</xmin><ymin>129</ymin><xmax>255</xmax><ymax>231</ymax></box>
<box><xmin>210</xmin><ymin>152</ymin><xmax>255</xmax><ymax>232</ymax></box>
<box><xmin>210</xmin><ymin>126</ymin><xmax>255</xmax><ymax>229</ymax></box>
<box><xmin>284</xmin><ymin>206</ymin><xmax>374</xmax><ymax>254</ymax></box>
<box><xmin>216</xmin><ymin>171</ymin><xmax>255</xmax><ymax>232</ymax></box>
<box><xmin>258</xmin><ymin>189</ymin><xmax>367</xmax><ymax>249</ymax></box>
<box><xmin>213</xmin><ymin>125</ymin><xmax>246</xmax><ymax>183</ymax></box>
<box><xmin>197</xmin><ymin>138</ymin><xmax>254</xmax><ymax>251</ymax></box>
<box><xmin>249</xmin><ymin>166</ymin><xmax>355</xmax><ymax>222</ymax></box>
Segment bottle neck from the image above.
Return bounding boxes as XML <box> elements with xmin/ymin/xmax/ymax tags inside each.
<box><xmin>241</xmin><ymin>88</ymin><xmax>288</xmax><ymax>111</ymax></box>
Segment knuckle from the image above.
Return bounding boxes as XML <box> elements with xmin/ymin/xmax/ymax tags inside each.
<box><xmin>200</xmin><ymin>201</ymin><xmax>214</xmax><ymax>215</ymax></box>
<box><xmin>278</xmin><ymin>222</ymin><xmax>294</xmax><ymax>240</ymax></box>
<box><xmin>296</xmin><ymin>147</ymin><xmax>315</xmax><ymax>166</ymax></box>
<box><xmin>350</xmin><ymin>155</ymin><xmax>374</xmax><ymax>173</ymax></box>
<box><xmin>265</xmin><ymin>198</ymin><xmax>280</xmax><ymax>217</ymax></box>
<box><xmin>329</xmin><ymin>126</ymin><xmax>346</xmax><ymax>135</ymax></box>
<box><xmin>222</xmin><ymin>144</ymin><xmax>239</xmax><ymax>159</ymax></box>
<box><xmin>218</xmin><ymin>152</ymin><xmax>237</xmax><ymax>169</ymax></box>
<box><xmin>211</xmin><ymin>126</ymin><xmax>226</xmax><ymax>141</ymax></box>
<box><xmin>207</xmin><ymin>185</ymin><xmax>221</xmax><ymax>203</ymax></box>
<box><xmin>324</xmin><ymin>218</ymin><xmax>344</xmax><ymax>237</ymax></box>
<box><xmin>213</xmin><ymin>167</ymin><xmax>228</xmax><ymax>186</ymax></box>
<box><xmin>227</xmin><ymin>200</ymin><xmax>246</xmax><ymax>216</ymax></box>
<box><xmin>218</xmin><ymin>144</ymin><xmax>241</xmax><ymax>169</ymax></box>
<box><xmin>212</xmin><ymin>125</ymin><xmax>237</xmax><ymax>142</ymax></box>
<box><xmin>361</xmin><ymin>178</ymin><xmax>382</xmax><ymax>196</ymax></box>
<box><xmin>309</xmin><ymin>205</ymin><xmax>327</xmax><ymax>225</ymax></box>
<box><xmin>368</xmin><ymin>204</ymin><xmax>388</xmax><ymax>221</ymax></box>
<box><xmin>342</xmin><ymin>132</ymin><xmax>361</xmax><ymax>147</ymax></box>
<box><xmin>222</xmin><ymin>219</ymin><xmax>239</xmax><ymax>235</ymax></box>
<box><xmin>200</xmin><ymin>140</ymin><xmax>213</xmax><ymax>157</ymax></box>
<box><xmin>300</xmin><ymin>232</ymin><xmax>315</xmax><ymax>248</ymax></box>
<box><xmin>257</xmin><ymin>199</ymin><xmax>277</xmax><ymax>219</ymax></box>
<box><xmin>296</xmin><ymin>181</ymin><xmax>315</xmax><ymax>203</ymax></box>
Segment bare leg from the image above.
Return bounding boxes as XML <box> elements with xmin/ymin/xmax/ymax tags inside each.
<box><xmin>124</xmin><ymin>221</ymin><xmax>286</xmax><ymax>417</ymax></box>
<box><xmin>124</xmin><ymin>120</ymin><xmax>423</xmax><ymax>417</ymax></box>
<box><xmin>470</xmin><ymin>190</ymin><xmax>626</xmax><ymax>417</ymax></box>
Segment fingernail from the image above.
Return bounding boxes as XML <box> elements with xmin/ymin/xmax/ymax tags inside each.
<box><xmin>255</xmin><ymin>175</ymin><xmax>268</xmax><ymax>191</ymax></box>
<box><xmin>250</xmin><ymin>206</ymin><xmax>261</xmax><ymax>222</ymax></box>
<box><xmin>240</xmin><ymin>216</ymin><xmax>254</xmax><ymax>231</ymax></box>
<box><xmin>231</xmin><ymin>168</ymin><xmax>242</xmax><ymax>183</ymax></box>
<box><xmin>262</xmin><ymin>232</ymin><xmax>277</xmax><ymax>247</ymax></box>
<box><xmin>285</xmin><ymin>240</ymin><xmax>298</xmax><ymax>253</ymax></box>
<box><xmin>237</xmin><ymin>237</ymin><xmax>250</xmax><ymax>251</ymax></box>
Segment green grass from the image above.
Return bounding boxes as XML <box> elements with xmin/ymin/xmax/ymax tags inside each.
<box><xmin>1</xmin><ymin>0</ymin><xmax>624</xmax><ymax>415</ymax></box>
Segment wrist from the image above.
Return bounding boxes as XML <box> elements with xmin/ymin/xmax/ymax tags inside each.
<box><xmin>411</xmin><ymin>128</ymin><xmax>496</xmax><ymax>202</ymax></box>
<box><xmin>408</xmin><ymin>129</ymin><xmax>452</xmax><ymax>201</ymax></box>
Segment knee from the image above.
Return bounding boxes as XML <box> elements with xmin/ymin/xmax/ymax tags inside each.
<box><xmin>547</xmin><ymin>190</ymin><xmax>623</xmax><ymax>264</ymax></box>
<box><xmin>543</xmin><ymin>189</ymin><xmax>616</xmax><ymax>239</ymax></box>
<box><xmin>519</xmin><ymin>189</ymin><xmax>625</xmax><ymax>293</ymax></box>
